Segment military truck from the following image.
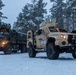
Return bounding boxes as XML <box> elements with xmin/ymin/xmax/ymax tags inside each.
<box><xmin>0</xmin><ymin>24</ymin><xmax>27</xmax><ymax>54</ymax></box>
<box><xmin>27</xmin><ymin>22</ymin><xmax>76</xmax><ymax>59</ymax></box>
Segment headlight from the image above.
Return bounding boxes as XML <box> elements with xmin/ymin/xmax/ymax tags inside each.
<box><xmin>61</xmin><ymin>34</ymin><xmax>66</xmax><ymax>39</ymax></box>
<box><xmin>2</xmin><ymin>41</ymin><xmax>7</xmax><ymax>45</ymax></box>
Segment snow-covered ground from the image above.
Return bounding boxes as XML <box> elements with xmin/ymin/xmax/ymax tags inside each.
<box><xmin>0</xmin><ymin>52</ymin><xmax>76</xmax><ymax>75</ymax></box>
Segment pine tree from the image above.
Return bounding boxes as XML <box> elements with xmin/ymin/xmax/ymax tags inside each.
<box><xmin>50</xmin><ymin>0</ymin><xmax>65</xmax><ymax>28</ymax></box>
<box><xmin>13</xmin><ymin>0</ymin><xmax>47</xmax><ymax>32</ymax></box>
<box><xmin>65</xmin><ymin>0</ymin><xmax>76</xmax><ymax>31</ymax></box>
<box><xmin>13</xmin><ymin>4</ymin><xmax>29</xmax><ymax>32</ymax></box>
<box><xmin>31</xmin><ymin>0</ymin><xmax>47</xmax><ymax>29</ymax></box>
<box><xmin>71</xmin><ymin>0</ymin><xmax>76</xmax><ymax>30</ymax></box>
<box><xmin>0</xmin><ymin>0</ymin><xmax>5</xmax><ymax>23</ymax></box>
<box><xmin>13</xmin><ymin>3</ymin><xmax>35</xmax><ymax>33</ymax></box>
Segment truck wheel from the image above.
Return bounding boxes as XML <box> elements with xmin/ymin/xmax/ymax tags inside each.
<box><xmin>4</xmin><ymin>45</ymin><xmax>12</xmax><ymax>54</ymax></box>
<box><xmin>28</xmin><ymin>45</ymin><xmax>36</xmax><ymax>58</ymax></box>
<box><xmin>46</xmin><ymin>43</ymin><xmax>59</xmax><ymax>59</ymax></box>
<box><xmin>72</xmin><ymin>51</ymin><xmax>76</xmax><ymax>59</ymax></box>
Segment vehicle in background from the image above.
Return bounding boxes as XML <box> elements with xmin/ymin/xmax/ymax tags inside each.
<box><xmin>0</xmin><ymin>24</ymin><xmax>27</xmax><ymax>54</ymax></box>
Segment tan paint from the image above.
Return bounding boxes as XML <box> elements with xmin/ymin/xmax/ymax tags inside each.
<box><xmin>27</xmin><ymin>22</ymin><xmax>76</xmax><ymax>51</ymax></box>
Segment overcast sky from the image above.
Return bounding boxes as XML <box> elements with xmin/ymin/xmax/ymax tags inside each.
<box><xmin>2</xmin><ymin>0</ymin><xmax>52</xmax><ymax>26</ymax></box>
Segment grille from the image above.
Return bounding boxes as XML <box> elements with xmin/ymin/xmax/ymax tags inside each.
<box><xmin>68</xmin><ymin>35</ymin><xmax>76</xmax><ymax>44</ymax></box>
<box><xmin>68</xmin><ymin>35</ymin><xmax>73</xmax><ymax>44</ymax></box>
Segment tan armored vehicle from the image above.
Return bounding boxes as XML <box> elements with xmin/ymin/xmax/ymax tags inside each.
<box><xmin>27</xmin><ymin>22</ymin><xmax>76</xmax><ymax>59</ymax></box>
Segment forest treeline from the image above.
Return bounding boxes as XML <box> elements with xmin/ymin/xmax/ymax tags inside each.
<box><xmin>0</xmin><ymin>0</ymin><xmax>76</xmax><ymax>32</ymax></box>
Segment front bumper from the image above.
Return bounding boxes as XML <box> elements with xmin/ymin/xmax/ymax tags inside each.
<box><xmin>0</xmin><ymin>44</ymin><xmax>6</xmax><ymax>51</ymax></box>
<box><xmin>60</xmin><ymin>44</ymin><xmax>76</xmax><ymax>49</ymax></box>
<box><xmin>59</xmin><ymin>44</ymin><xmax>76</xmax><ymax>53</ymax></box>
<box><xmin>0</xmin><ymin>47</ymin><xmax>4</xmax><ymax>51</ymax></box>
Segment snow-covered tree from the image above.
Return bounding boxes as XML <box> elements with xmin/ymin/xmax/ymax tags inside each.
<box><xmin>0</xmin><ymin>0</ymin><xmax>6</xmax><ymax>23</ymax></box>
<box><xmin>13</xmin><ymin>4</ymin><xmax>35</xmax><ymax>33</ymax></box>
<box><xmin>64</xmin><ymin>0</ymin><xmax>76</xmax><ymax>31</ymax></box>
<box><xmin>50</xmin><ymin>0</ymin><xmax>65</xmax><ymax>28</ymax></box>
<box><xmin>13</xmin><ymin>0</ymin><xmax>47</xmax><ymax>32</ymax></box>
<box><xmin>31</xmin><ymin>0</ymin><xmax>47</xmax><ymax>29</ymax></box>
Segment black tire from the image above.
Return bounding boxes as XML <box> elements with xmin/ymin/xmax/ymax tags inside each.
<box><xmin>4</xmin><ymin>45</ymin><xmax>12</xmax><ymax>54</ymax></box>
<box><xmin>72</xmin><ymin>51</ymin><xmax>76</xmax><ymax>59</ymax></box>
<box><xmin>28</xmin><ymin>45</ymin><xmax>36</xmax><ymax>58</ymax></box>
<box><xmin>46</xmin><ymin>43</ymin><xmax>59</xmax><ymax>59</ymax></box>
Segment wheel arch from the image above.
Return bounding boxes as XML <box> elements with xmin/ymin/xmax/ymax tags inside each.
<box><xmin>46</xmin><ymin>37</ymin><xmax>56</xmax><ymax>46</ymax></box>
<box><xmin>28</xmin><ymin>41</ymin><xmax>33</xmax><ymax>46</ymax></box>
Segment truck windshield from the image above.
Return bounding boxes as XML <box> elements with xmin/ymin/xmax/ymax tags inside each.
<box><xmin>0</xmin><ymin>32</ymin><xmax>3</xmax><ymax>35</ymax></box>
<box><xmin>49</xmin><ymin>27</ymin><xmax>58</xmax><ymax>32</ymax></box>
<box><xmin>49</xmin><ymin>27</ymin><xmax>67</xmax><ymax>32</ymax></box>
<box><xmin>59</xmin><ymin>29</ymin><xmax>67</xmax><ymax>32</ymax></box>
<box><xmin>0</xmin><ymin>32</ymin><xmax>9</xmax><ymax>35</ymax></box>
<box><xmin>4</xmin><ymin>32</ymin><xmax>9</xmax><ymax>35</ymax></box>
<box><xmin>0</xmin><ymin>28</ymin><xmax>10</xmax><ymax>35</ymax></box>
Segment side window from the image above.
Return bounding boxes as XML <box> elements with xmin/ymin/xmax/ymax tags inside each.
<box><xmin>36</xmin><ymin>29</ymin><xmax>42</xmax><ymax>35</ymax></box>
<box><xmin>28</xmin><ymin>32</ymin><xmax>31</xmax><ymax>39</ymax></box>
